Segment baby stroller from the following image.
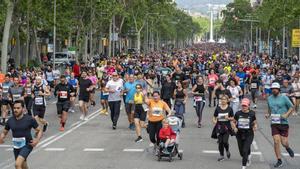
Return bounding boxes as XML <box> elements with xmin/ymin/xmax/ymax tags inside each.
<box><xmin>157</xmin><ymin>115</ymin><xmax>183</xmax><ymax>162</ymax></box>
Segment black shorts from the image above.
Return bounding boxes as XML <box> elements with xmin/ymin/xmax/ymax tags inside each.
<box><xmin>13</xmin><ymin>145</ymin><xmax>33</xmax><ymax>160</ymax></box>
<box><xmin>79</xmin><ymin>95</ymin><xmax>89</xmax><ymax>102</ymax></box>
<box><xmin>271</xmin><ymin>124</ymin><xmax>289</xmax><ymax>137</ymax></box>
<box><xmin>134</xmin><ymin>104</ymin><xmax>146</xmax><ymax>121</ymax></box>
<box><xmin>56</xmin><ymin>101</ymin><xmax>70</xmax><ymax>115</ymax></box>
<box><xmin>47</xmin><ymin>81</ymin><xmax>54</xmax><ymax>88</ymax></box>
<box><xmin>33</xmin><ymin>105</ymin><xmax>46</xmax><ymax>118</ymax></box>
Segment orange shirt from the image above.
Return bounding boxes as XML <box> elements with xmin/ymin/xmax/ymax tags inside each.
<box><xmin>0</xmin><ymin>73</ymin><xmax>5</xmax><ymax>84</ymax></box>
<box><xmin>147</xmin><ymin>99</ymin><xmax>169</xmax><ymax>122</ymax></box>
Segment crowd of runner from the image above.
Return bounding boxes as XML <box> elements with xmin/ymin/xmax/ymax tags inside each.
<box><xmin>0</xmin><ymin>43</ymin><xmax>299</xmax><ymax>169</ymax></box>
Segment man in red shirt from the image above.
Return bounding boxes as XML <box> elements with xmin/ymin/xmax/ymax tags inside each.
<box><xmin>73</xmin><ymin>61</ymin><xmax>80</xmax><ymax>79</ymax></box>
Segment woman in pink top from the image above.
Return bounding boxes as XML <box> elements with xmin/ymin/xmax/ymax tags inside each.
<box><xmin>207</xmin><ymin>69</ymin><xmax>218</xmax><ymax>107</ymax></box>
<box><xmin>88</xmin><ymin>71</ymin><xmax>98</xmax><ymax>106</ymax></box>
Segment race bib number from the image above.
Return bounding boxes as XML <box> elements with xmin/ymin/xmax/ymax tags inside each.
<box><xmin>271</xmin><ymin>114</ymin><xmax>281</xmax><ymax>124</ymax></box>
<box><xmin>26</xmin><ymin>88</ymin><xmax>32</xmax><ymax>95</ymax></box>
<box><xmin>218</xmin><ymin>113</ymin><xmax>228</xmax><ymax>122</ymax></box>
<box><xmin>194</xmin><ymin>96</ymin><xmax>202</xmax><ymax>102</ymax></box>
<box><xmin>238</xmin><ymin>118</ymin><xmax>250</xmax><ymax>129</ymax></box>
<box><xmin>12</xmin><ymin>137</ymin><xmax>26</xmax><ymax>149</ymax></box>
<box><xmin>103</xmin><ymin>92</ymin><xmax>109</xmax><ymax>96</ymax></box>
<box><xmin>152</xmin><ymin>107</ymin><xmax>163</xmax><ymax>116</ymax></box>
<box><xmin>35</xmin><ymin>97</ymin><xmax>43</xmax><ymax>105</ymax></box>
<box><xmin>209</xmin><ymin>79</ymin><xmax>215</xmax><ymax>84</ymax></box>
<box><xmin>59</xmin><ymin>91</ymin><xmax>68</xmax><ymax>99</ymax></box>
<box><xmin>251</xmin><ymin>83</ymin><xmax>257</xmax><ymax>89</ymax></box>
<box><xmin>13</xmin><ymin>94</ymin><xmax>21</xmax><ymax>101</ymax></box>
<box><xmin>2</xmin><ymin>86</ymin><xmax>9</xmax><ymax>93</ymax></box>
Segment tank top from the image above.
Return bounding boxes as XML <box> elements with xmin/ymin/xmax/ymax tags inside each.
<box><xmin>33</xmin><ymin>85</ymin><xmax>46</xmax><ymax>106</ymax></box>
<box><xmin>195</xmin><ymin>84</ymin><xmax>205</xmax><ymax>94</ymax></box>
<box><xmin>134</xmin><ymin>93</ymin><xmax>143</xmax><ymax>104</ymax></box>
<box><xmin>175</xmin><ymin>89</ymin><xmax>185</xmax><ymax>99</ymax></box>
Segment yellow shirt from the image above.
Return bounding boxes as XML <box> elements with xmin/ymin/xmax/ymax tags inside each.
<box><xmin>147</xmin><ymin>99</ymin><xmax>168</xmax><ymax>122</ymax></box>
<box><xmin>134</xmin><ymin>93</ymin><xmax>143</xmax><ymax>104</ymax></box>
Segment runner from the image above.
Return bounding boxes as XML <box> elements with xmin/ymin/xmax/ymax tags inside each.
<box><xmin>266</xmin><ymin>82</ymin><xmax>295</xmax><ymax>168</ymax></box>
<box><xmin>24</xmin><ymin>76</ymin><xmax>33</xmax><ymax>116</ymax></box>
<box><xmin>0</xmin><ymin>74</ymin><xmax>14</xmax><ymax>125</ymax></box>
<box><xmin>232</xmin><ymin>98</ymin><xmax>257</xmax><ymax>169</ymax></box>
<box><xmin>9</xmin><ymin>76</ymin><xmax>25</xmax><ymax>103</ymax></box>
<box><xmin>227</xmin><ymin>79</ymin><xmax>243</xmax><ymax>114</ymax></box>
<box><xmin>133</xmin><ymin>84</ymin><xmax>147</xmax><ymax>142</ymax></box>
<box><xmin>106</xmin><ymin>71</ymin><xmax>123</xmax><ymax>130</ymax></box>
<box><xmin>192</xmin><ymin>76</ymin><xmax>207</xmax><ymax>128</ymax></box>
<box><xmin>249</xmin><ymin>72</ymin><xmax>260</xmax><ymax>108</ymax></box>
<box><xmin>145</xmin><ymin>91</ymin><xmax>172</xmax><ymax>150</ymax></box>
<box><xmin>212</xmin><ymin>80</ymin><xmax>232</xmax><ymax>106</ymax></box>
<box><xmin>291</xmin><ymin>75</ymin><xmax>300</xmax><ymax>115</ymax></box>
<box><xmin>54</xmin><ymin>75</ymin><xmax>76</xmax><ymax>131</ymax></box>
<box><xmin>160</xmin><ymin>74</ymin><xmax>176</xmax><ymax>109</ymax></box>
<box><xmin>0</xmin><ymin>100</ymin><xmax>43</xmax><ymax>169</ymax></box>
<box><xmin>124</xmin><ymin>74</ymin><xmax>137</xmax><ymax>130</ymax></box>
<box><xmin>88</xmin><ymin>71</ymin><xmax>98</xmax><ymax>106</ymax></box>
<box><xmin>78</xmin><ymin>71</ymin><xmax>94</xmax><ymax>121</ymax></box>
<box><xmin>173</xmin><ymin>81</ymin><xmax>188</xmax><ymax>128</ymax></box>
<box><xmin>99</xmin><ymin>78</ymin><xmax>109</xmax><ymax>115</ymax></box>
<box><xmin>68</xmin><ymin>72</ymin><xmax>79</xmax><ymax>113</ymax></box>
<box><xmin>208</xmin><ymin>69</ymin><xmax>218</xmax><ymax>107</ymax></box>
<box><xmin>212</xmin><ymin>95</ymin><xmax>233</xmax><ymax>162</ymax></box>
<box><xmin>32</xmin><ymin>76</ymin><xmax>50</xmax><ymax>132</ymax></box>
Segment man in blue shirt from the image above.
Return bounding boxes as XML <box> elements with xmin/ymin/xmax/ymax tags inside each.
<box><xmin>266</xmin><ymin>82</ymin><xmax>294</xmax><ymax>168</ymax></box>
<box><xmin>236</xmin><ymin>67</ymin><xmax>247</xmax><ymax>99</ymax></box>
<box><xmin>124</xmin><ymin>75</ymin><xmax>137</xmax><ymax>130</ymax></box>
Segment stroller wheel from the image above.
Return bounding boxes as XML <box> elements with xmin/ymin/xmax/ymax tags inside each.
<box><xmin>169</xmin><ymin>154</ymin><xmax>172</xmax><ymax>162</ymax></box>
<box><xmin>178</xmin><ymin>153</ymin><xmax>183</xmax><ymax>160</ymax></box>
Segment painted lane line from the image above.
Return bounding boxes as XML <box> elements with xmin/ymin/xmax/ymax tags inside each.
<box><xmin>282</xmin><ymin>153</ymin><xmax>300</xmax><ymax>157</ymax></box>
<box><xmin>44</xmin><ymin>148</ymin><xmax>65</xmax><ymax>151</ymax></box>
<box><xmin>70</xmin><ymin>121</ymin><xmax>81</xmax><ymax>127</ymax></box>
<box><xmin>5</xmin><ymin>148</ymin><xmax>13</xmax><ymax>151</ymax></box>
<box><xmin>252</xmin><ymin>140</ymin><xmax>258</xmax><ymax>150</ymax></box>
<box><xmin>203</xmin><ymin>150</ymin><xmax>262</xmax><ymax>155</ymax></box>
<box><xmin>123</xmin><ymin>149</ymin><xmax>144</xmax><ymax>152</ymax></box>
<box><xmin>41</xmin><ymin>111</ymin><xmax>100</xmax><ymax>148</ymax></box>
<box><xmin>0</xmin><ymin>145</ymin><xmax>12</xmax><ymax>148</ymax></box>
<box><xmin>84</xmin><ymin>148</ymin><xmax>105</xmax><ymax>152</ymax></box>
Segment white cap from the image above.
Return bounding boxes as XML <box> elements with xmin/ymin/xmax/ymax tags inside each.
<box><xmin>271</xmin><ymin>82</ymin><xmax>280</xmax><ymax>89</ymax></box>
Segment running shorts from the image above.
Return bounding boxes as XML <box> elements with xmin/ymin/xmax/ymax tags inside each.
<box><xmin>271</xmin><ymin>124</ymin><xmax>289</xmax><ymax>137</ymax></box>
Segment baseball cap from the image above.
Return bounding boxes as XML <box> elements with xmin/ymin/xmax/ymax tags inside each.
<box><xmin>241</xmin><ymin>98</ymin><xmax>250</xmax><ymax>107</ymax></box>
<box><xmin>271</xmin><ymin>82</ymin><xmax>280</xmax><ymax>89</ymax></box>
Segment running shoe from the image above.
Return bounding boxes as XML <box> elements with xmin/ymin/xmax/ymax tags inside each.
<box><xmin>84</xmin><ymin>117</ymin><xmax>88</xmax><ymax>121</ymax></box>
<box><xmin>226</xmin><ymin>151</ymin><xmax>231</xmax><ymax>159</ymax></box>
<box><xmin>59</xmin><ymin>127</ymin><xmax>65</xmax><ymax>132</ymax></box>
<box><xmin>217</xmin><ymin>156</ymin><xmax>225</xmax><ymax>162</ymax></box>
<box><xmin>80</xmin><ymin>115</ymin><xmax>84</xmax><ymax>120</ymax></box>
<box><xmin>69</xmin><ymin>109</ymin><xmax>75</xmax><ymax>113</ymax></box>
<box><xmin>242</xmin><ymin>166</ymin><xmax>246</xmax><ymax>169</ymax></box>
<box><xmin>135</xmin><ymin>136</ymin><xmax>143</xmax><ymax>143</ymax></box>
<box><xmin>112</xmin><ymin>125</ymin><xmax>116</xmax><ymax>130</ymax></box>
<box><xmin>286</xmin><ymin>147</ymin><xmax>295</xmax><ymax>158</ymax></box>
<box><xmin>99</xmin><ymin>109</ymin><xmax>106</xmax><ymax>114</ymax></box>
<box><xmin>43</xmin><ymin>123</ymin><xmax>49</xmax><ymax>132</ymax></box>
<box><xmin>198</xmin><ymin>124</ymin><xmax>202</xmax><ymax>128</ymax></box>
<box><xmin>274</xmin><ymin>160</ymin><xmax>283</xmax><ymax>168</ymax></box>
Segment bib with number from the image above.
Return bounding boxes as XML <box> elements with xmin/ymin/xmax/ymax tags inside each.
<box><xmin>218</xmin><ymin>113</ymin><xmax>229</xmax><ymax>122</ymax></box>
<box><xmin>194</xmin><ymin>96</ymin><xmax>202</xmax><ymax>102</ymax></box>
<box><xmin>271</xmin><ymin>114</ymin><xmax>281</xmax><ymax>124</ymax></box>
<box><xmin>251</xmin><ymin>83</ymin><xmax>257</xmax><ymax>89</ymax></box>
<box><xmin>13</xmin><ymin>94</ymin><xmax>21</xmax><ymax>101</ymax></box>
<box><xmin>12</xmin><ymin>137</ymin><xmax>26</xmax><ymax>149</ymax></box>
<box><xmin>59</xmin><ymin>91</ymin><xmax>68</xmax><ymax>99</ymax></box>
<box><xmin>238</xmin><ymin>118</ymin><xmax>250</xmax><ymax>129</ymax></box>
<box><xmin>26</xmin><ymin>88</ymin><xmax>32</xmax><ymax>95</ymax></box>
<box><xmin>35</xmin><ymin>97</ymin><xmax>44</xmax><ymax>105</ymax></box>
<box><xmin>209</xmin><ymin>78</ymin><xmax>215</xmax><ymax>84</ymax></box>
<box><xmin>103</xmin><ymin>92</ymin><xmax>109</xmax><ymax>96</ymax></box>
<box><xmin>2</xmin><ymin>86</ymin><xmax>9</xmax><ymax>93</ymax></box>
<box><xmin>142</xmin><ymin>104</ymin><xmax>149</xmax><ymax>111</ymax></box>
<box><xmin>152</xmin><ymin>107</ymin><xmax>163</xmax><ymax>116</ymax></box>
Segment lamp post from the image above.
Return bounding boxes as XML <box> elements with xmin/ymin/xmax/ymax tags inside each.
<box><xmin>53</xmin><ymin>0</ymin><xmax>56</xmax><ymax>70</ymax></box>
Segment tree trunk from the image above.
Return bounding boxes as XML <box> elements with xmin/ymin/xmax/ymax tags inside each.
<box><xmin>108</xmin><ymin>17</ymin><xmax>112</xmax><ymax>57</ymax></box>
<box><xmin>1</xmin><ymin>0</ymin><xmax>14</xmax><ymax>72</ymax></box>
<box><xmin>137</xmin><ymin>31</ymin><xmax>141</xmax><ymax>53</ymax></box>
<box><xmin>34</xmin><ymin>27</ymin><xmax>41</xmax><ymax>64</ymax></box>
<box><xmin>25</xmin><ymin>0</ymin><xmax>30</xmax><ymax>67</ymax></box>
<box><xmin>84</xmin><ymin>33</ymin><xmax>88</xmax><ymax>62</ymax></box>
<box><xmin>15</xmin><ymin>24</ymin><xmax>21</xmax><ymax>67</ymax></box>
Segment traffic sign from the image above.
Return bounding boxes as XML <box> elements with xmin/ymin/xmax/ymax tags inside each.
<box><xmin>292</xmin><ymin>29</ymin><xmax>300</xmax><ymax>47</ymax></box>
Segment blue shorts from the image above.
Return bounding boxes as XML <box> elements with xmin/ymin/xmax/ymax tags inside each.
<box><xmin>100</xmin><ymin>93</ymin><xmax>108</xmax><ymax>100</ymax></box>
<box><xmin>13</xmin><ymin>145</ymin><xmax>33</xmax><ymax>160</ymax></box>
<box><xmin>264</xmin><ymin>88</ymin><xmax>272</xmax><ymax>95</ymax></box>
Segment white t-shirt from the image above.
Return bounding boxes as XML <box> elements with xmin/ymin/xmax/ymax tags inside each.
<box><xmin>106</xmin><ymin>79</ymin><xmax>123</xmax><ymax>102</ymax></box>
<box><xmin>227</xmin><ymin>86</ymin><xmax>241</xmax><ymax>102</ymax></box>
<box><xmin>262</xmin><ymin>74</ymin><xmax>275</xmax><ymax>89</ymax></box>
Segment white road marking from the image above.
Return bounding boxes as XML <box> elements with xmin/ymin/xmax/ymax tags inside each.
<box><xmin>282</xmin><ymin>153</ymin><xmax>300</xmax><ymax>157</ymax></box>
<box><xmin>202</xmin><ymin>150</ymin><xmax>219</xmax><ymax>154</ymax></box>
<box><xmin>41</xmin><ymin>110</ymin><xmax>100</xmax><ymax>148</ymax></box>
<box><xmin>252</xmin><ymin>140</ymin><xmax>258</xmax><ymax>150</ymax></box>
<box><xmin>5</xmin><ymin>148</ymin><xmax>13</xmax><ymax>151</ymax></box>
<box><xmin>44</xmin><ymin>148</ymin><xmax>65</xmax><ymax>151</ymax></box>
<box><xmin>83</xmin><ymin>148</ymin><xmax>105</xmax><ymax>152</ymax></box>
<box><xmin>123</xmin><ymin>149</ymin><xmax>144</xmax><ymax>152</ymax></box>
<box><xmin>202</xmin><ymin>150</ymin><xmax>264</xmax><ymax>162</ymax></box>
<box><xmin>0</xmin><ymin>145</ymin><xmax>12</xmax><ymax>148</ymax></box>
<box><xmin>52</xmin><ymin>101</ymin><xmax>57</xmax><ymax>104</ymax></box>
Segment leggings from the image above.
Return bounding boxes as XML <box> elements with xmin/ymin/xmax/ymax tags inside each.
<box><xmin>236</xmin><ymin>132</ymin><xmax>254</xmax><ymax>166</ymax></box>
<box><xmin>218</xmin><ymin>132</ymin><xmax>230</xmax><ymax>156</ymax></box>
<box><xmin>251</xmin><ymin>89</ymin><xmax>257</xmax><ymax>103</ymax></box>
<box><xmin>195</xmin><ymin>101</ymin><xmax>205</xmax><ymax>124</ymax></box>
<box><xmin>108</xmin><ymin>101</ymin><xmax>121</xmax><ymax>126</ymax></box>
<box><xmin>148</xmin><ymin>121</ymin><xmax>162</xmax><ymax>145</ymax></box>
<box><xmin>24</xmin><ymin>97</ymin><xmax>33</xmax><ymax>116</ymax></box>
<box><xmin>208</xmin><ymin>86</ymin><xmax>216</xmax><ymax>106</ymax></box>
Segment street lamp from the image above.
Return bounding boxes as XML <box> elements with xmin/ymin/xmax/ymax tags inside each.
<box><xmin>53</xmin><ymin>0</ymin><xmax>56</xmax><ymax>70</ymax></box>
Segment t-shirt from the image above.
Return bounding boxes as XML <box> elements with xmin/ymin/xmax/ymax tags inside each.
<box><xmin>124</xmin><ymin>81</ymin><xmax>137</xmax><ymax>103</ymax></box>
<box><xmin>172</xmin><ymin>72</ymin><xmax>185</xmax><ymax>82</ymax></box>
<box><xmin>5</xmin><ymin>114</ymin><xmax>38</xmax><ymax>147</ymax></box>
<box><xmin>227</xmin><ymin>86</ymin><xmax>241</xmax><ymax>102</ymax></box>
<box><xmin>214</xmin><ymin>106</ymin><xmax>234</xmax><ymax>126</ymax></box>
<box><xmin>267</xmin><ymin>95</ymin><xmax>293</xmax><ymax>125</ymax></box>
<box><xmin>236</xmin><ymin>72</ymin><xmax>247</xmax><ymax>87</ymax></box>
<box><xmin>79</xmin><ymin>78</ymin><xmax>93</xmax><ymax>98</ymax></box>
<box><xmin>208</xmin><ymin>74</ymin><xmax>218</xmax><ymax>87</ymax></box>
<box><xmin>106</xmin><ymin>79</ymin><xmax>123</xmax><ymax>102</ymax></box>
<box><xmin>234</xmin><ymin>110</ymin><xmax>256</xmax><ymax>133</ymax></box>
<box><xmin>148</xmin><ymin>99</ymin><xmax>169</xmax><ymax>122</ymax></box>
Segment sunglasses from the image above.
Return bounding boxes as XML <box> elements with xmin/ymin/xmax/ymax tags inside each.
<box><xmin>136</xmin><ymin>87</ymin><xmax>141</xmax><ymax>89</ymax></box>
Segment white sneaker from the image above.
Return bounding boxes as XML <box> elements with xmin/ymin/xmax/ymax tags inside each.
<box><xmin>242</xmin><ymin>166</ymin><xmax>246</xmax><ymax>169</ymax></box>
<box><xmin>247</xmin><ymin>155</ymin><xmax>252</xmax><ymax>167</ymax></box>
<box><xmin>253</xmin><ymin>104</ymin><xmax>257</xmax><ymax>108</ymax></box>
<box><xmin>84</xmin><ymin>117</ymin><xmax>88</xmax><ymax>121</ymax></box>
<box><xmin>149</xmin><ymin>143</ymin><xmax>154</xmax><ymax>147</ymax></box>
<box><xmin>80</xmin><ymin>115</ymin><xmax>84</xmax><ymax>120</ymax></box>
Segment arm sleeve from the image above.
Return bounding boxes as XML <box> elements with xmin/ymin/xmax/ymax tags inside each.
<box><xmin>31</xmin><ymin>118</ymin><xmax>39</xmax><ymax>129</ymax></box>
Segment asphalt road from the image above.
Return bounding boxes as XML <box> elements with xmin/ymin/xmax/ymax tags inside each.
<box><xmin>0</xmin><ymin>92</ymin><xmax>300</xmax><ymax>169</ymax></box>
